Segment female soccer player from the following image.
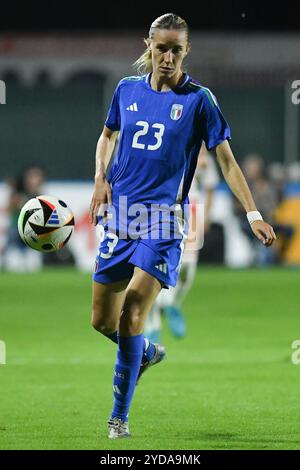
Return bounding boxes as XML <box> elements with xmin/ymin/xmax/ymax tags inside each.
<box><xmin>89</xmin><ymin>13</ymin><xmax>276</xmax><ymax>439</ymax></box>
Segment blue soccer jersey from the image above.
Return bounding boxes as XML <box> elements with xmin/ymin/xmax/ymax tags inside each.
<box><xmin>93</xmin><ymin>73</ymin><xmax>231</xmax><ymax>288</ymax></box>
<box><xmin>105</xmin><ymin>73</ymin><xmax>231</xmax><ymax>210</ymax></box>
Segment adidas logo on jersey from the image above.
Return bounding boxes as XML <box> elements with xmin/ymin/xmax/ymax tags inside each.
<box><xmin>155</xmin><ymin>263</ymin><xmax>167</xmax><ymax>274</ymax></box>
<box><xmin>126</xmin><ymin>102</ymin><xmax>138</xmax><ymax>111</ymax></box>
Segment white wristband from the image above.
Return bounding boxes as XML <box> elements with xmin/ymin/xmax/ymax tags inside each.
<box><xmin>247</xmin><ymin>211</ymin><xmax>263</xmax><ymax>225</ymax></box>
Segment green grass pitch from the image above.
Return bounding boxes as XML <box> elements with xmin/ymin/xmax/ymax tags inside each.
<box><xmin>0</xmin><ymin>266</ymin><xmax>300</xmax><ymax>450</ymax></box>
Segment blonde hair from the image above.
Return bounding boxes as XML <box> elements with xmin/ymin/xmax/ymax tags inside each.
<box><xmin>133</xmin><ymin>13</ymin><xmax>189</xmax><ymax>75</ymax></box>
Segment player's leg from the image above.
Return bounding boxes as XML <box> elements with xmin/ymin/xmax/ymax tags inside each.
<box><xmin>108</xmin><ymin>267</ymin><xmax>164</xmax><ymax>438</ymax></box>
<box><xmin>91</xmin><ymin>278</ymin><xmax>129</xmax><ymax>340</ymax></box>
<box><xmin>119</xmin><ymin>266</ymin><xmax>163</xmax><ymax>336</ymax></box>
<box><xmin>92</xmin><ymin>228</ymin><xmax>135</xmax><ymax>341</ymax></box>
<box><xmin>92</xmin><ymin>232</ymin><xmax>159</xmax><ymax>356</ymax></box>
<box><xmin>92</xmin><ymin>278</ymin><xmax>161</xmax><ymax>362</ymax></box>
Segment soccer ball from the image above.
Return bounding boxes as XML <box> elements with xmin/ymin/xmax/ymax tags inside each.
<box><xmin>17</xmin><ymin>195</ymin><xmax>75</xmax><ymax>252</ymax></box>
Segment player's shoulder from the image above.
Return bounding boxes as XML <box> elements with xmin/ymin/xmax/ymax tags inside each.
<box><xmin>186</xmin><ymin>77</ymin><xmax>218</xmax><ymax>106</ymax></box>
<box><xmin>118</xmin><ymin>75</ymin><xmax>145</xmax><ymax>88</ymax></box>
<box><xmin>186</xmin><ymin>77</ymin><xmax>203</xmax><ymax>92</ymax></box>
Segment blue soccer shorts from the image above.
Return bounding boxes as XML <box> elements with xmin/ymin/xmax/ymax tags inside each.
<box><xmin>93</xmin><ymin>228</ymin><xmax>185</xmax><ymax>289</ymax></box>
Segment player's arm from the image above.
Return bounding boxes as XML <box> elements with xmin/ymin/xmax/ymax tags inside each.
<box><xmin>214</xmin><ymin>140</ymin><xmax>276</xmax><ymax>246</ymax></box>
<box><xmin>89</xmin><ymin>126</ymin><xmax>118</xmax><ymax>225</ymax></box>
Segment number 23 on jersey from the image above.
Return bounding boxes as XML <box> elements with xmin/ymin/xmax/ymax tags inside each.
<box><xmin>132</xmin><ymin>121</ymin><xmax>165</xmax><ymax>151</ymax></box>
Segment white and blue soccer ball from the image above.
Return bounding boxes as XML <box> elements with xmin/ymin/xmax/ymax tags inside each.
<box><xmin>17</xmin><ymin>195</ymin><xmax>75</xmax><ymax>252</ymax></box>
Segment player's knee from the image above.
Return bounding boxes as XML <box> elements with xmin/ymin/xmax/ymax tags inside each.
<box><xmin>91</xmin><ymin>316</ymin><xmax>102</xmax><ymax>332</ymax></box>
<box><xmin>120</xmin><ymin>303</ymin><xmax>144</xmax><ymax>334</ymax></box>
<box><xmin>122</xmin><ymin>314</ymin><xmax>142</xmax><ymax>334</ymax></box>
<box><xmin>91</xmin><ymin>310</ymin><xmax>117</xmax><ymax>335</ymax></box>
<box><xmin>119</xmin><ymin>287</ymin><xmax>150</xmax><ymax>334</ymax></box>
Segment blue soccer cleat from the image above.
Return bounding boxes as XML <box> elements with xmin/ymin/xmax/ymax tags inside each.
<box><xmin>137</xmin><ymin>343</ymin><xmax>166</xmax><ymax>383</ymax></box>
<box><xmin>164</xmin><ymin>305</ymin><xmax>186</xmax><ymax>338</ymax></box>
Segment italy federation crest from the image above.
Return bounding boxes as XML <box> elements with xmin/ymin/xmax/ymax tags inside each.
<box><xmin>170</xmin><ymin>104</ymin><xmax>183</xmax><ymax>121</ymax></box>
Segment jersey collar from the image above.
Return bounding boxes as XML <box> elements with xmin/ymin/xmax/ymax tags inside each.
<box><xmin>145</xmin><ymin>72</ymin><xmax>190</xmax><ymax>90</ymax></box>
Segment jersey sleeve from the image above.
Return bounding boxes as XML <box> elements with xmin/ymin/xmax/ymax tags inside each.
<box><xmin>198</xmin><ymin>88</ymin><xmax>231</xmax><ymax>151</ymax></box>
<box><xmin>104</xmin><ymin>83</ymin><xmax>121</xmax><ymax>131</ymax></box>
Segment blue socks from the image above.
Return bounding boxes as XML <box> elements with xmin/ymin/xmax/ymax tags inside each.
<box><xmin>104</xmin><ymin>331</ymin><xmax>156</xmax><ymax>363</ymax></box>
<box><xmin>103</xmin><ymin>332</ymin><xmax>158</xmax><ymax>422</ymax></box>
<box><xmin>111</xmin><ymin>334</ymin><xmax>144</xmax><ymax>422</ymax></box>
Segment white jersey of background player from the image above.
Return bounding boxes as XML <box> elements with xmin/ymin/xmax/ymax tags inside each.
<box><xmin>145</xmin><ymin>143</ymin><xmax>220</xmax><ymax>342</ymax></box>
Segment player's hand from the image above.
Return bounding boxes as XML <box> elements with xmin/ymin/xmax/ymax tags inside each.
<box><xmin>89</xmin><ymin>177</ymin><xmax>112</xmax><ymax>226</ymax></box>
<box><xmin>251</xmin><ymin>220</ymin><xmax>277</xmax><ymax>247</ymax></box>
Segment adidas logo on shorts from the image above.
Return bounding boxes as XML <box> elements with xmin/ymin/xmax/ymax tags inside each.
<box><xmin>155</xmin><ymin>263</ymin><xmax>167</xmax><ymax>274</ymax></box>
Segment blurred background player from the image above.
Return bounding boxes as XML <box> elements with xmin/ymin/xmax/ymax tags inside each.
<box><xmin>144</xmin><ymin>143</ymin><xmax>220</xmax><ymax>342</ymax></box>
